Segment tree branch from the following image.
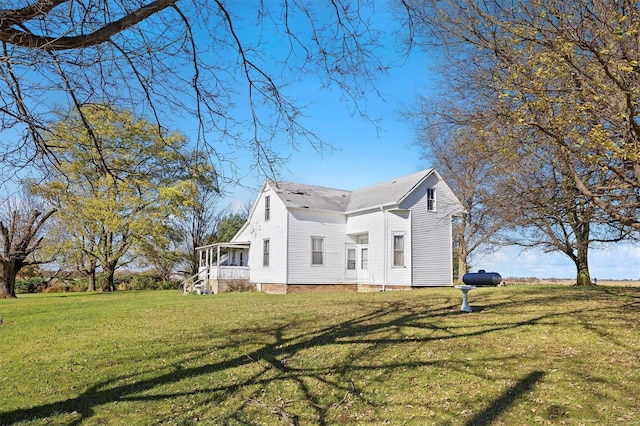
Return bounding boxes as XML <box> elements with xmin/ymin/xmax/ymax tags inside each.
<box><xmin>0</xmin><ymin>0</ymin><xmax>177</xmax><ymax>50</ymax></box>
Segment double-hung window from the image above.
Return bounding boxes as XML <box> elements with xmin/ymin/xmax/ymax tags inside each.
<box><xmin>264</xmin><ymin>195</ymin><xmax>271</xmax><ymax>221</ymax></box>
<box><xmin>426</xmin><ymin>188</ymin><xmax>436</xmax><ymax>211</ymax></box>
<box><xmin>393</xmin><ymin>234</ymin><xmax>405</xmax><ymax>267</ymax></box>
<box><xmin>346</xmin><ymin>247</ymin><xmax>356</xmax><ymax>270</ymax></box>
<box><xmin>263</xmin><ymin>239</ymin><xmax>270</xmax><ymax>266</ymax></box>
<box><xmin>311</xmin><ymin>237</ymin><xmax>325</xmax><ymax>266</ymax></box>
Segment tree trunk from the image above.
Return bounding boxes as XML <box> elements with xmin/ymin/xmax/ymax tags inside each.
<box><xmin>0</xmin><ymin>259</ymin><xmax>18</xmax><ymax>299</ymax></box>
<box><xmin>574</xmin><ymin>240</ymin><xmax>593</xmax><ymax>286</ymax></box>
<box><xmin>88</xmin><ymin>268</ymin><xmax>97</xmax><ymax>292</ymax></box>
<box><xmin>104</xmin><ymin>262</ymin><xmax>117</xmax><ymax>292</ymax></box>
<box><xmin>190</xmin><ymin>241</ymin><xmax>199</xmax><ymax>276</ymax></box>
<box><xmin>457</xmin><ymin>246</ymin><xmax>468</xmax><ymax>284</ymax></box>
<box><xmin>87</xmin><ymin>259</ymin><xmax>97</xmax><ymax>292</ymax></box>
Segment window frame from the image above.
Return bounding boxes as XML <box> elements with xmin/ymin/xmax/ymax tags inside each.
<box><xmin>263</xmin><ymin>239</ymin><xmax>270</xmax><ymax>267</ymax></box>
<box><xmin>360</xmin><ymin>247</ymin><xmax>368</xmax><ymax>270</ymax></box>
<box><xmin>392</xmin><ymin>233</ymin><xmax>405</xmax><ymax>267</ymax></box>
<box><xmin>264</xmin><ymin>195</ymin><xmax>271</xmax><ymax>221</ymax></box>
<box><xmin>311</xmin><ymin>236</ymin><xmax>325</xmax><ymax>266</ymax></box>
<box><xmin>346</xmin><ymin>247</ymin><xmax>356</xmax><ymax>271</ymax></box>
<box><xmin>426</xmin><ymin>188</ymin><xmax>436</xmax><ymax>211</ymax></box>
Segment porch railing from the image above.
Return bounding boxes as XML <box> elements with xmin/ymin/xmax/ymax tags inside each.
<box><xmin>203</xmin><ymin>266</ymin><xmax>250</xmax><ymax>281</ymax></box>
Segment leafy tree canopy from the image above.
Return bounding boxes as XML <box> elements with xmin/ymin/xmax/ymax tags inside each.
<box><xmin>28</xmin><ymin>104</ymin><xmax>206</xmax><ymax>290</ymax></box>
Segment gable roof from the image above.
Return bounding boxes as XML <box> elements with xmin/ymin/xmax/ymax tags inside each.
<box><xmin>270</xmin><ymin>169</ymin><xmax>435</xmax><ymax>213</ymax></box>
<box><xmin>347</xmin><ymin>169</ymin><xmax>434</xmax><ymax>212</ymax></box>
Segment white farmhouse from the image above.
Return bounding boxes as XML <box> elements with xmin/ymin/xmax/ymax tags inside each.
<box><xmin>192</xmin><ymin>169</ymin><xmax>464</xmax><ymax>294</ymax></box>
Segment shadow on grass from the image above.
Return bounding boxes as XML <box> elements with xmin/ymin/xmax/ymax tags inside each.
<box><xmin>465</xmin><ymin>370</ymin><xmax>545</xmax><ymax>426</ymax></box>
<box><xmin>0</xmin><ymin>288</ymin><xmax>632</xmax><ymax>425</ymax></box>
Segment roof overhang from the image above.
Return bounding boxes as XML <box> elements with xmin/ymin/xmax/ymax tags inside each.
<box><xmin>196</xmin><ymin>242</ymin><xmax>251</xmax><ymax>251</ymax></box>
<box><xmin>345</xmin><ymin>203</ymin><xmax>400</xmax><ymax>215</ymax></box>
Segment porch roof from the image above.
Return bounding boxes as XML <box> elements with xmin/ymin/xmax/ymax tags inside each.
<box><xmin>196</xmin><ymin>241</ymin><xmax>250</xmax><ymax>251</ymax></box>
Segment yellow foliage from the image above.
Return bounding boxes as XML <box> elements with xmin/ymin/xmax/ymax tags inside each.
<box><xmin>31</xmin><ymin>104</ymin><xmax>214</xmax><ymax>271</ymax></box>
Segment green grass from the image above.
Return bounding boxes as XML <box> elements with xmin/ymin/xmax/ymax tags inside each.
<box><xmin>1</xmin><ymin>286</ymin><xmax>639</xmax><ymax>425</ymax></box>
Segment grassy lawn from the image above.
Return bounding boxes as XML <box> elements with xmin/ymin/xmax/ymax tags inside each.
<box><xmin>1</xmin><ymin>286</ymin><xmax>639</xmax><ymax>425</ymax></box>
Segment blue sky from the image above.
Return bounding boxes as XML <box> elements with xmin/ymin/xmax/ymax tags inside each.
<box><xmin>3</xmin><ymin>3</ymin><xmax>634</xmax><ymax>280</ymax></box>
<box><xmin>213</xmin><ymin>15</ymin><xmax>638</xmax><ymax>280</ymax></box>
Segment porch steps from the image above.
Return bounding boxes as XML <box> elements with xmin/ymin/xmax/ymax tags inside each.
<box><xmin>181</xmin><ymin>273</ymin><xmax>208</xmax><ymax>295</ymax></box>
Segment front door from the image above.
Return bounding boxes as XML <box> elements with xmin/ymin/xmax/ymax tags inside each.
<box><xmin>345</xmin><ymin>245</ymin><xmax>357</xmax><ymax>280</ymax></box>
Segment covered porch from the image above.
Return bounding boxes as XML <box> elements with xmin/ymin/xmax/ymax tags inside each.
<box><xmin>194</xmin><ymin>242</ymin><xmax>251</xmax><ymax>294</ymax></box>
<box><xmin>198</xmin><ymin>241</ymin><xmax>251</xmax><ymax>278</ymax></box>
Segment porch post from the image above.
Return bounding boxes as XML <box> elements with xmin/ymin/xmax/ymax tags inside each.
<box><xmin>217</xmin><ymin>246</ymin><xmax>221</xmax><ymax>279</ymax></box>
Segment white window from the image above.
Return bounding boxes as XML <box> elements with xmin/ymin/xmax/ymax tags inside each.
<box><xmin>264</xmin><ymin>195</ymin><xmax>270</xmax><ymax>221</ymax></box>
<box><xmin>426</xmin><ymin>188</ymin><xmax>436</xmax><ymax>211</ymax></box>
<box><xmin>346</xmin><ymin>247</ymin><xmax>356</xmax><ymax>270</ymax></box>
<box><xmin>263</xmin><ymin>239</ymin><xmax>270</xmax><ymax>266</ymax></box>
<box><xmin>361</xmin><ymin>248</ymin><xmax>368</xmax><ymax>270</ymax></box>
<box><xmin>311</xmin><ymin>237</ymin><xmax>325</xmax><ymax>266</ymax></box>
<box><xmin>393</xmin><ymin>234</ymin><xmax>405</xmax><ymax>267</ymax></box>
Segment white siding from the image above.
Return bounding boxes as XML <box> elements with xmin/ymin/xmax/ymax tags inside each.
<box><xmin>231</xmin><ymin>171</ymin><xmax>462</xmax><ymax>290</ymax></box>
<box><xmin>235</xmin><ymin>184</ymin><xmax>288</xmax><ymax>284</ymax></box>
<box><xmin>346</xmin><ymin>210</ymin><xmax>384</xmax><ymax>285</ymax></box>
<box><xmin>287</xmin><ymin>209</ymin><xmax>350</xmax><ymax>284</ymax></box>
<box><xmin>386</xmin><ymin>210</ymin><xmax>411</xmax><ymax>286</ymax></box>
<box><xmin>401</xmin><ymin>174</ymin><xmax>456</xmax><ymax>286</ymax></box>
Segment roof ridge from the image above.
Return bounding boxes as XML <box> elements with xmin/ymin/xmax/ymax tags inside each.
<box><xmin>270</xmin><ymin>180</ymin><xmax>352</xmax><ymax>193</ymax></box>
<box><xmin>351</xmin><ymin>169</ymin><xmax>432</xmax><ymax>192</ymax></box>
<box><xmin>269</xmin><ymin>169</ymin><xmax>434</xmax><ymax>213</ymax></box>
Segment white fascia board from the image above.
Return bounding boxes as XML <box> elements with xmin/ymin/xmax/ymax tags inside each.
<box><xmin>397</xmin><ymin>169</ymin><xmax>435</xmax><ymax>206</ymax></box>
<box><xmin>345</xmin><ymin>203</ymin><xmax>399</xmax><ymax>216</ymax></box>
<box><xmin>195</xmin><ymin>241</ymin><xmax>251</xmax><ymax>251</ymax></box>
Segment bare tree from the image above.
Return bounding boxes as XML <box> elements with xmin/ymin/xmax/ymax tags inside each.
<box><xmin>413</xmin><ymin>92</ymin><xmax>631</xmax><ymax>285</ymax></box>
<box><xmin>414</xmin><ymin>105</ymin><xmax>517</xmax><ymax>281</ymax></box>
<box><xmin>497</xmin><ymin>145</ymin><xmax>631</xmax><ymax>285</ymax></box>
<box><xmin>177</xmin><ymin>172</ymin><xmax>222</xmax><ymax>276</ymax></box>
<box><xmin>404</xmin><ymin>0</ymin><xmax>640</xmax><ymax>232</ymax></box>
<box><xmin>0</xmin><ymin>196</ymin><xmax>56</xmax><ymax>298</ymax></box>
<box><xmin>0</xmin><ymin>1</ymin><xmax>394</xmax><ymax>184</ymax></box>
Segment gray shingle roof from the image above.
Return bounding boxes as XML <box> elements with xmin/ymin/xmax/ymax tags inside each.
<box><xmin>347</xmin><ymin>169</ymin><xmax>434</xmax><ymax>211</ymax></box>
<box><xmin>270</xmin><ymin>182</ymin><xmax>351</xmax><ymax>211</ymax></box>
<box><xmin>271</xmin><ymin>169</ymin><xmax>434</xmax><ymax>213</ymax></box>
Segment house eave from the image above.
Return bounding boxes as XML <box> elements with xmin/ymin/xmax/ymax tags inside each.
<box><xmin>196</xmin><ymin>241</ymin><xmax>251</xmax><ymax>251</ymax></box>
<box><xmin>397</xmin><ymin>168</ymin><xmax>435</xmax><ymax>205</ymax></box>
<box><xmin>345</xmin><ymin>203</ymin><xmax>400</xmax><ymax>215</ymax></box>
